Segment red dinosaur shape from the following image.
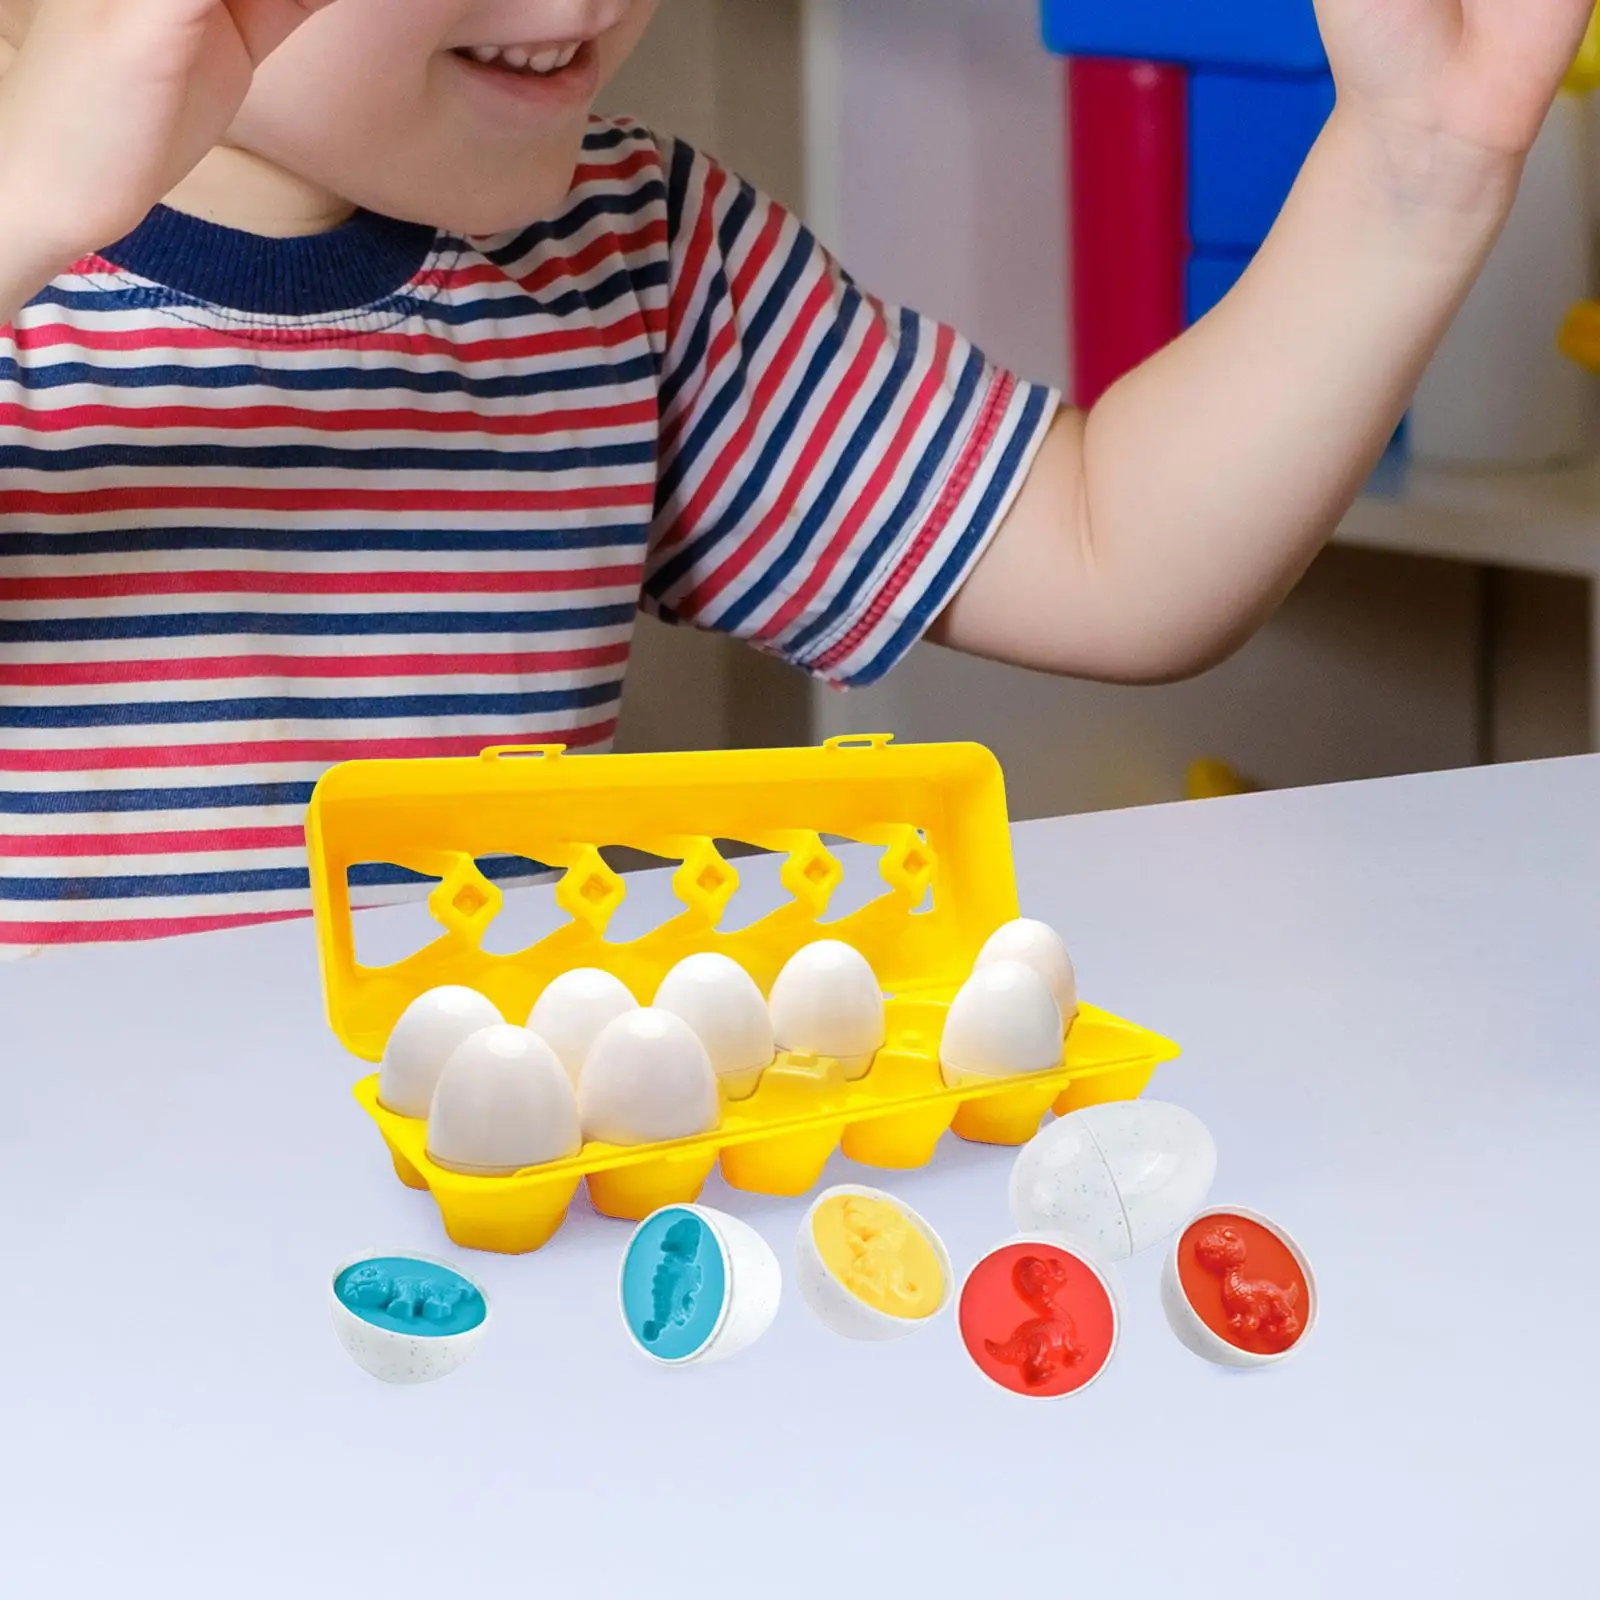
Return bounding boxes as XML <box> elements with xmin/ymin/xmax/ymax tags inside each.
<box><xmin>984</xmin><ymin>1255</ymin><xmax>1087</xmax><ymax>1387</ymax></box>
<box><xmin>1193</xmin><ymin>1226</ymin><xmax>1301</xmax><ymax>1352</ymax></box>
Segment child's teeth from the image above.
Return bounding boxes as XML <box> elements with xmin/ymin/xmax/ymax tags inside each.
<box><xmin>464</xmin><ymin>41</ymin><xmax>583</xmax><ymax>75</ymax></box>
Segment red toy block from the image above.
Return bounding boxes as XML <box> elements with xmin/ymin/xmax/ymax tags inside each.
<box><xmin>1069</xmin><ymin>57</ymin><xmax>1188</xmax><ymax>408</ymax></box>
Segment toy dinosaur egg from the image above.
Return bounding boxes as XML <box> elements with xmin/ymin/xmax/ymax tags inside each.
<box><xmin>959</xmin><ymin>1234</ymin><xmax>1122</xmax><ymax>1399</ymax></box>
<box><xmin>976</xmin><ymin>918</ymin><xmax>1078</xmax><ymax>1021</ymax></box>
<box><xmin>527</xmin><ymin>968</ymin><xmax>639</xmax><ymax>1086</ymax></box>
<box><xmin>1162</xmin><ymin>1207</ymin><xmax>1317</xmax><ymax>1368</ymax></box>
<box><xmin>768</xmin><ymin>940</ymin><xmax>886</xmax><ymax>1080</ymax></box>
<box><xmin>1009</xmin><ymin>1101</ymin><xmax>1217</xmax><ymax>1262</ymax></box>
<box><xmin>329</xmin><ymin>1252</ymin><xmax>490</xmax><ymax>1385</ymax></box>
<box><xmin>427</xmin><ymin>1025</ymin><xmax>581</xmax><ymax>1176</ymax></box>
<box><xmin>579</xmin><ymin>1009</ymin><xmax>720</xmax><ymax>1146</ymax></box>
<box><xmin>795</xmin><ymin>1185</ymin><xmax>953</xmax><ymax>1342</ymax></box>
<box><xmin>940</xmin><ymin>959</ymin><xmax>1063</xmax><ymax>1084</ymax></box>
<box><xmin>379</xmin><ymin>986</ymin><xmax>504</xmax><ymax>1119</ymax></box>
<box><xmin>619</xmin><ymin>1204</ymin><xmax>782</xmax><ymax>1366</ymax></box>
<box><xmin>653</xmin><ymin>952</ymin><xmax>775</xmax><ymax>1099</ymax></box>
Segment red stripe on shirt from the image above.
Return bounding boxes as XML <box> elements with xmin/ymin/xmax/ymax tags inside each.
<box><xmin>0</xmin><ymin>719</ymin><xmax>619</xmax><ymax>773</ymax></box>
<box><xmin>758</xmin><ymin>325</ymin><xmax>957</xmax><ymax>641</ymax></box>
<box><xmin>677</xmin><ymin>315</ymin><xmax>888</xmax><ymax>616</ymax></box>
<box><xmin>0</xmin><ymin>564</ymin><xmax>644</xmax><ymax>602</ymax></box>
<box><xmin>815</xmin><ymin>372</ymin><xmax>1017</xmax><ymax>673</ymax></box>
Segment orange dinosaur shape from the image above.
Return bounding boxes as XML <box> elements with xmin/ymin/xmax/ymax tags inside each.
<box><xmin>1193</xmin><ymin>1225</ymin><xmax>1301</xmax><ymax>1352</ymax></box>
<box><xmin>984</xmin><ymin>1255</ymin><xmax>1087</xmax><ymax>1387</ymax></box>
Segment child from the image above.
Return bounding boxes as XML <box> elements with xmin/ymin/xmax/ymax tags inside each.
<box><xmin>0</xmin><ymin>0</ymin><xmax>1590</xmax><ymax>949</ymax></box>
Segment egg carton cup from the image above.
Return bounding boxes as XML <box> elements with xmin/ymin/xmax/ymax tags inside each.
<box><xmin>356</xmin><ymin>1000</ymin><xmax>1174</xmax><ymax>1255</ymax></box>
<box><xmin>311</xmin><ymin>739</ymin><xmax>1180</xmax><ymax>1256</ymax></box>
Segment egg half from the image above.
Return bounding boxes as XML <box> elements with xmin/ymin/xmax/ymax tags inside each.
<box><xmin>329</xmin><ymin>1251</ymin><xmax>490</xmax><ymax>1386</ymax></box>
<box><xmin>379</xmin><ymin>986</ymin><xmax>504</xmax><ymax>1120</ymax></box>
<box><xmin>653</xmin><ymin>952</ymin><xmax>775</xmax><ymax>1100</ymax></box>
<box><xmin>579</xmin><ymin>1009</ymin><xmax>721</xmax><ymax>1146</ymax></box>
<box><xmin>768</xmin><ymin>940</ymin><xmax>885</xmax><ymax>1080</ymax></box>
<box><xmin>427</xmin><ymin>1025</ymin><xmax>582</xmax><ymax>1177</ymax></box>
<box><xmin>527</xmin><ymin>968</ymin><xmax>639</xmax><ymax>1086</ymax></box>
<box><xmin>976</xmin><ymin>918</ymin><xmax>1078</xmax><ymax>1021</ymax></box>
<box><xmin>939</xmin><ymin>959</ymin><xmax>1063</xmax><ymax>1084</ymax></box>
<box><xmin>1008</xmin><ymin>1101</ymin><xmax>1218</xmax><ymax>1262</ymax></box>
<box><xmin>796</xmin><ymin>1186</ymin><xmax>953</xmax><ymax>1342</ymax></box>
<box><xmin>1161</xmin><ymin>1206</ymin><xmax>1317</xmax><ymax>1369</ymax></box>
<box><xmin>619</xmin><ymin>1204</ymin><xmax>782</xmax><ymax>1366</ymax></box>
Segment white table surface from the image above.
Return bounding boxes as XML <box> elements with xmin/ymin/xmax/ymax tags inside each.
<box><xmin>3</xmin><ymin>757</ymin><xmax>1597</xmax><ymax>1596</ymax></box>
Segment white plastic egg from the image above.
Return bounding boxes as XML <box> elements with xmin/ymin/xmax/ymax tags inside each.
<box><xmin>579</xmin><ymin>1009</ymin><xmax>721</xmax><ymax>1146</ymax></box>
<box><xmin>1009</xmin><ymin>1101</ymin><xmax>1218</xmax><ymax>1262</ymax></box>
<box><xmin>427</xmin><ymin>1025</ymin><xmax>582</xmax><ymax>1176</ymax></box>
<box><xmin>768</xmin><ymin>940</ymin><xmax>886</xmax><ymax>1079</ymax></box>
<box><xmin>977</xmin><ymin>918</ymin><xmax>1079</xmax><ymax>1020</ymax></box>
<box><xmin>527</xmin><ymin>968</ymin><xmax>639</xmax><ymax>1086</ymax></box>
<box><xmin>653</xmin><ymin>953</ymin><xmax>775</xmax><ymax>1099</ymax></box>
<box><xmin>377</xmin><ymin>985</ymin><xmax>502</xmax><ymax>1126</ymax></box>
<box><xmin>939</xmin><ymin>959</ymin><xmax>1063</xmax><ymax>1084</ymax></box>
<box><xmin>379</xmin><ymin>986</ymin><xmax>505</xmax><ymax>1120</ymax></box>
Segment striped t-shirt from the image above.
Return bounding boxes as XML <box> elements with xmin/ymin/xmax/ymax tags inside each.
<box><xmin>0</xmin><ymin>119</ymin><xmax>1055</xmax><ymax>950</ymax></box>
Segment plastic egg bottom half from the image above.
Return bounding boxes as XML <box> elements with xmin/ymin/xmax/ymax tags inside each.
<box><xmin>958</xmin><ymin>1235</ymin><xmax>1122</xmax><ymax>1399</ymax></box>
<box><xmin>796</xmin><ymin>1185</ymin><xmax>953</xmax><ymax>1341</ymax></box>
<box><xmin>1162</xmin><ymin>1207</ymin><xmax>1317</xmax><ymax>1369</ymax></box>
<box><xmin>619</xmin><ymin>1205</ymin><xmax>782</xmax><ymax>1366</ymax></box>
<box><xmin>329</xmin><ymin>1251</ymin><xmax>491</xmax><ymax>1386</ymax></box>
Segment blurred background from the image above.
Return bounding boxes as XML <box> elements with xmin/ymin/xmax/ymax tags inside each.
<box><xmin>602</xmin><ymin>0</ymin><xmax>1598</xmax><ymax>821</ymax></box>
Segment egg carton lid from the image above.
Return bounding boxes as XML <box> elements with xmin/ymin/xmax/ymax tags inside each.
<box><xmin>307</xmin><ymin>736</ymin><xmax>1020</xmax><ymax>1063</ymax></box>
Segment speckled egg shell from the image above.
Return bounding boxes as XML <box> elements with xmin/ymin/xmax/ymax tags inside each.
<box><xmin>328</xmin><ymin>1253</ymin><xmax>490</xmax><ymax>1386</ymax></box>
<box><xmin>1008</xmin><ymin>1101</ymin><xmax>1217</xmax><ymax>1261</ymax></box>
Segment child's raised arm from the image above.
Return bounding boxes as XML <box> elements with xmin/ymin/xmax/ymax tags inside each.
<box><xmin>0</xmin><ymin>0</ymin><xmax>334</xmax><ymax>323</ymax></box>
<box><xmin>935</xmin><ymin>0</ymin><xmax>1597</xmax><ymax>684</ymax></box>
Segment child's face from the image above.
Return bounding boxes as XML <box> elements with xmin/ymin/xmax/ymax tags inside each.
<box><xmin>0</xmin><ymin>0</ymin><xmax>658</xmax><ymax>235</ymax></box>
<box><xmin>235</xmin><ymin>0</ymin><xmax>658</xmax><ymax>231</ymax></box>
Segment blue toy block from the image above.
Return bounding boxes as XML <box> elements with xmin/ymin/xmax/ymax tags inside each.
<box><xmin>1189</xmin><ymin>71</ymin><xmax>1336</xmax><ymax>252</ymax></box>
<box><xmin>1042</xmin><ymin>0</ymin><xmax>1328</xmax><ymax>74</ymax></box>
<box><xmin>1186</xmin><ymin>251</ymin><xmax>1253</xmax><ymax>325</ymax></box>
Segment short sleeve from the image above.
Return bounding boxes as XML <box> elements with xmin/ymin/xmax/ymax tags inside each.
<box><xmin>643</xmin><ymin>140</ymin><xmax>1059</xmax><ymax>688</ymax></box>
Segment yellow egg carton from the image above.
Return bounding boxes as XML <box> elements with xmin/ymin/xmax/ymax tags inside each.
<box><xmin>307</xmin><ymin>736</ymin><xmax>1180</xmax><ymax>1255</ymax></box>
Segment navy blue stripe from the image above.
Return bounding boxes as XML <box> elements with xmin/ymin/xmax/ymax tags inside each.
<box><xmin>665</xmin><ymin>137</ymin><xmax>697</xmax><ymax>249</ymax></box>
<box><xmin>0</xmin><ymin>604</ymin><xmax>637</xmax><ymax>645</ymax></box>
<box><xmin>0</xmin><ymin>854</ymin><xmax>554</xmax><ymax>904</ymax></box>
<box><xmin>0</xmin><ymin>441</ymin><xmax>655</xmax><ymax>475</ymax></box>
<box><xmin>649</xmin><ymin>281</ymin><xmax>861</xmax><ymax>602</ymax></box>
<box><xmin>0</xmin><ymin>681</ymin><xmax>619</xmax><ymax>730</ymax></box>
<box><xmin>655</xmin><ymin>221</ymin><xmax>814</xmax><ymax>514</ymax></box>
<box><xmin>786</xmin><ymin>345</ymin><xmax>988</xmax><ymax>659</ymax></box>
<box><xmin>0</xmin><ymin>525</ymin><xmax>647</xmax><ymax>559</ymax></box>
<box><xmin>0</xmin><ymin>348</ymin><xmax>659</xmax><ymax>398</ymax></box>
<box><xmin>484</xmin><ymin>186</ymin><xmax>671</xmax><ymax>265</ymax></box>
<box><xmin>657</xmin><ymin>177</ymin><xmax>758</xmax><ymax>420</ymax></box>
<box><xmin>852</xmin><ymin>386</ymin><xmax>1052</xmax><ymax>686</ymax></box>
<box><xmin>715</xmin><ymin>307</ymin><xmax>921</xmax><ymax>634</ymax></box>
<box><xmin>29</xmin><ymin>255</ymin><xmax>664</xmax><ymax>328</ymax></box>
<box><xmin>0</xmin><ymin>781</ymin><xmax>316</xmax><ymax>816</ymax></box>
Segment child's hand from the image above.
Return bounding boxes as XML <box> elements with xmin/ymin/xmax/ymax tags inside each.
<box><xmin>0</xmin><ymin>0</ymin><xmax>334</xmax><ymax>282</ymax></box>
<box><xmin>1316</xmin><ymin>0</ymin><xmax>1597</xmax><ymax>170</ymax></box>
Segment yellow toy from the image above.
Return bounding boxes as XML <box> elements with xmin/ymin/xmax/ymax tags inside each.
<box><xmin>306</xmin><ymin>737</ymin><xmax>1178</xmax><ymax>1254</ymax></box>
<box><xmin>1555</xmin><ymin>4</ymin><xmax>1600</xmax><ymax>369</ymax></box>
